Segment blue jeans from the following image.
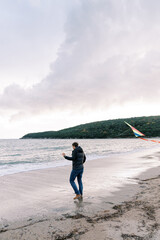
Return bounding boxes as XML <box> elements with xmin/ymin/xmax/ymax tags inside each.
<box><xmin>69</xmin><ymin>168</ymin><xmax>84</xmax><ymax>195</ymax></box>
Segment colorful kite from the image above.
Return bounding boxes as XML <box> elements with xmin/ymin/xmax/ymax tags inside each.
<box><xmin>124</xmin><ymin>121</ymin><xmax>145</xmax><ymax>137</ymax></box>
<box><xmin>124</xmin><ymin>121</ymin><xmax>160</xmax><ymax>143</ymax></box>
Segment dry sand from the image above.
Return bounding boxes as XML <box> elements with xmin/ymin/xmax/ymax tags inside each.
<box><xmin>0</xmin><ymin>151</ymin><xmax>159</xmax><ymax>240</ymax></box>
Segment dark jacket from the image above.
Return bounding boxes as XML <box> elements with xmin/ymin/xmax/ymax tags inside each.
<box><xmin>64</xmin><ymin>146</ymin><xmax>86</xmax><ymax>170</ymax></box>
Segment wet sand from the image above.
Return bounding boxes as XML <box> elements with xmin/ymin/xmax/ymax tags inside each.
<box><xmin>0</xmin><ymin>150</ymin><xmax>160</xmax><ymax>239</ymax></box>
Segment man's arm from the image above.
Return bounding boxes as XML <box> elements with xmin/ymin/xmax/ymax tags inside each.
<box><xmin>63</xmin><ymin>150</ymin><xmax>77</xmax><ymax>161</ymax></box>
<box><xmin>64</xmin><ymin>155</ymin><xmax>73</xmax><ymax>161</ymax></box>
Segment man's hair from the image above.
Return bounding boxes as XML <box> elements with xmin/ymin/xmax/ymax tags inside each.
<box><xmin>72</xmin><ymin>142</ymin><xmax>79</xmax><ymax>147</ymax></box>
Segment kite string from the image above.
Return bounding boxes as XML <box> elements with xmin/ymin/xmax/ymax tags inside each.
<box><xmin>117</xmin><ymin>128</ymin><xmax>131</xmax><ymax>137</ymax></box>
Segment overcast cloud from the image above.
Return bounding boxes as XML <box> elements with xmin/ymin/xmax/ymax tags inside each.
<box><xmin>1</xmin><ymin>0</ymin><xmax>160</xmax><ymax>122</ymax></box>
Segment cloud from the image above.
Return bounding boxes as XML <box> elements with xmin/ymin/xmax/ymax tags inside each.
<box><xmin>1</xmin><ymin>0</ymin><xmax>160</xmax><ymax>116</ymax></box>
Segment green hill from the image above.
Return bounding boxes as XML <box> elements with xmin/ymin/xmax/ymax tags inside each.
<box><xmin>21</xmin><ymin>115</ymin><xmax>160</xmax><ymax>139</ymax></box>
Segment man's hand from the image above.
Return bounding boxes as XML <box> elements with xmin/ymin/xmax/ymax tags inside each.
<box><xmin>62</xmin><ymin>153</ymin><xmax>66</xmax><ymax>157</ymax></box>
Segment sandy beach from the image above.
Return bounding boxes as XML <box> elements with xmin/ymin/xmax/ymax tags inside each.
<box><xmin>0</xmin><ymin>149</ymin><xmax>159</xmax><ymax>240</ymax></box>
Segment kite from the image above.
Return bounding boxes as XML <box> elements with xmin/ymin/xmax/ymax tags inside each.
<box><xmin>124</xmin><ymin>121</ymin><xmax>160</xmax><ymax>143</ymax></box>
<box><xmin>124</xmin><ymin>121</ymin><xmax>145</xmax><ymax>137</ymax></box>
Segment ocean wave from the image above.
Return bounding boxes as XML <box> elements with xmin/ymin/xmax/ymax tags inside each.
<box><xmin>0</xmin><ymin>138</ymin><xmax>159</xmax><ymax>176</ymax></box>
<box><xmin>0</xmin><ymin>160</ymin><xmax>33</xmax><ymax>166</ymax></box>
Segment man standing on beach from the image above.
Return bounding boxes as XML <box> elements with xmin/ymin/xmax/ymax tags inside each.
<box><xmin>62</xmin><ymin>142</ymin><xmax>86</xmax><ymax>200</ymax></box>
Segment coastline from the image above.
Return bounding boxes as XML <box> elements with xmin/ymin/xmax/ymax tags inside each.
<box><xmin>0</xmin><ymin>149</ymin><xmax>159</xmax><ymax>239</ymax></box>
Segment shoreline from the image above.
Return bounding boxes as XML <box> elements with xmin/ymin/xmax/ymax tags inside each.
<box><xmin>1</xmin><ymin>138</ymin><xmax>159</xmax><ymax>178</ymax></box>
<box><xmin>0</xmin><ymin>149</ymin><xmax>160</xmax><ymax>239</ymax></box>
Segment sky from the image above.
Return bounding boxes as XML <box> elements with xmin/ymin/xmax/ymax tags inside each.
<box><xmin>1</xmin><ymin>0</ymin><xmax>160</xmax><ymax>138</ymax></box>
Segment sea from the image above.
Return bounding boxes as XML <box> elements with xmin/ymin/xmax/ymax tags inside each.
<box><xmin>0</xmin><ymin>138</ymin><xmax>160</xmax><ymax>177</ymax></box>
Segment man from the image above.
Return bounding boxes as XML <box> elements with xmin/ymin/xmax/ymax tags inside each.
<box><xmin>62</xmin><ymin>142</ymin><xmax>86</xmax><ymax>200</ymax></box>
